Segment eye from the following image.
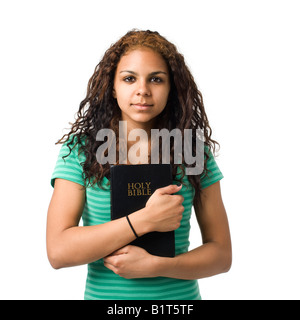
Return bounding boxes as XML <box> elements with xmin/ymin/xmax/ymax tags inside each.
<box><xmin>123</xmin><ymin>76</ymin><xmax>136</xmax><ymax>83</ymax></box>
<box><xmin>150</xmin><ymin>77</ymin><xmax>163</xmax><ymax>83</ymax></box>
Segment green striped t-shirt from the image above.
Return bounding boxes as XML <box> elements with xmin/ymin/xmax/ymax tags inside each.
<box><xmin>50</xmin><ymin>140</ymin><xmax>223</xmax><ymax>300</ymax></box>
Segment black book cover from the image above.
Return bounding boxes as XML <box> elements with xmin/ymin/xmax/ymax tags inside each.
<box><xmin>110</xmin><ymin>164</ymin><xmax>175</xmax><ymax>257</ymax></box>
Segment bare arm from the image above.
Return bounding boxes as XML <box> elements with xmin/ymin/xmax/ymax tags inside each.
<box><xmin>104</xmin><ymin>181</ymin><xmax>232</xmax><ymax>280</ymax></box>
<box><xmin>46</xmin><ymin>179</ymin><xmax>183</xmax><ymax>269</ymax></box>
<box><xmin>155</xmin><ymin>181</ymin><xmax>232</xmax><ymax>279</ymax></box>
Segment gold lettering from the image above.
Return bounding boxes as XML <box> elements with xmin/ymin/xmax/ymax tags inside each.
<box><xmin>134</xmin><ymin>183</ymin><xmax>141</xmax><ymax>189</ymax></box>
<box><xmin>128</xmin><ymin>183</ymin><xmax>135</xmax><ymax>190</ymax></box>
<box><xmin>127</xmin><ymin>181</ymin><xmax>153</xmax><ymax>197</ymax></box>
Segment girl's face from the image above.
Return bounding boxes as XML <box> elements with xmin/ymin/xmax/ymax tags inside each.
<box><xmin>113</xmin><ymin>48</ymin><xmax>170</xmax><ymax>129</ymax></box>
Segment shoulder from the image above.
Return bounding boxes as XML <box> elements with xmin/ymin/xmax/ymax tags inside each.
<box><xmin>200</xmin><ymin>145</ymin><xmax>223</xmax><ymax>189</ymax></box>
<box><xmin>51</xmin><ymin>135</ymin><xmax>87</xmax><ymax>188</ymax></box>
<box><xmin>57</xmin><ymin>135</ymin><xmax>87</xmax><ymax>162</ymax></box>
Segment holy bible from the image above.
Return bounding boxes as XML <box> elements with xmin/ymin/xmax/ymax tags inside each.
<box><xmin>110</xmin><ymin>164</ymin><xmax>175</xmax><ymax>257</ymax></box>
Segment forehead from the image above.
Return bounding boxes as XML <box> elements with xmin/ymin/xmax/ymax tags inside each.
<box><xmin>116</xmin><ymin>48</ymin><xmax>169</xmax><ymax>72</ymax></box>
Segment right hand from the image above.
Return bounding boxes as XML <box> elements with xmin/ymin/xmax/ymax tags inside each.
<box><xmin>145</xmin><ymin>184</ymin><xmax>184</xmax><ymax>232</ymax></box>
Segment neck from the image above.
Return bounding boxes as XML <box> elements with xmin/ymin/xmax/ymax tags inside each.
<box><xmin>120</xmin><ymin>118</ymin><xmax>157</xmax><ymax>140</ymax></box>
<box><xmin>118</xmin><ymin>119</ymin><xmax>154</xmax><ymax>164</ymax></box>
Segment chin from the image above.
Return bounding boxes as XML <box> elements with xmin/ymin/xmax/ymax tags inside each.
<box><xmin>134</xmin><ymin>119</ymin><xmax>155</xmax><ymax>126</ymax></box>
<box><xmin>121</xmin><ymin>110</ymin><xmax>161</xmax><ymax>126</ymax></box>
<box><xmin>130</xmin><ymin>115</ymin><xmax>157</xmax><ymax>123</ymax></box>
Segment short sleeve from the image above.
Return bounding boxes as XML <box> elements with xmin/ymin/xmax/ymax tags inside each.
<box><xmin>200</xmin><ymin>149</ymin><xmax>224</xmax><ymax>189</ymax></box>
<box><xmin>51</xmin><ymin>140</ymin><xmax>85</xmax><ymax>188</ymax></box>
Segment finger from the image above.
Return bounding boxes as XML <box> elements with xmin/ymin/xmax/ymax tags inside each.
<box><xmin>103</xmin><ymin>260</ymin><xmax>117</xmax><ymax>273</ymax></box>
<box><xmin>103</xmin><ymin>256</ymin><xmax>114</xmax><ymax>265</ymax></box>
<box><xmin>109</xmin><ymin>245</ymin><xmax>131</xmax><ymax>256</ymax></box>
<box><xmin>157</xmin><ymin>184</ymin><xmax>182</xmax><ymax>195</ymax></box>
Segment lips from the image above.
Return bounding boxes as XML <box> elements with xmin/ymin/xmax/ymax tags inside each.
<box><xmin>132</xmin><ymin>103</ymin><xmax>153</xmax><ymax>107</ymax></box>
<box><xmin>131</xmin><ymin>103</ymin><xmax>154</xmax><ymax>110</ymax></box>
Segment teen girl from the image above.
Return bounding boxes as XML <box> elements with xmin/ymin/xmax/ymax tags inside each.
<box><xmin>47</xmin><ymin>30</ymin><xmax>232</xmax><ymax>300</ymax></box>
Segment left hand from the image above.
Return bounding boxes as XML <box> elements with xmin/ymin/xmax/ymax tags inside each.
<box><xmin>103</xmin><ymin>245</ymin><xmax>157</xmax><ymax>279</ymax></box>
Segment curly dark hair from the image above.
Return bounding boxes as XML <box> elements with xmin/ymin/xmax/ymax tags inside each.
<box><xmin>57</xmin><ymin>29</ymin><xmax>219</xmax><ymax>205</ymax></box>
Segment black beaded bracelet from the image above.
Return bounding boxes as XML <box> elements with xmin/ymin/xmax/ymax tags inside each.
<box><xmin>126</xmin><ymin>215</ymin><xmax>139</xmax><ymax>238</ymax></box>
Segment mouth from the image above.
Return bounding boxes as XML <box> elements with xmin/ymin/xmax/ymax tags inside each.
<box><xmin>131</xmin><ymin>103</ymin><xmax>154</xmax><ymax>110</ymax></box>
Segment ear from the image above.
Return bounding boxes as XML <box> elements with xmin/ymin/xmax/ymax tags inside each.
<box><xmin>112</xmin><ymin>88</ymin><xmax>117</xmax><ymax>99</ymax></box>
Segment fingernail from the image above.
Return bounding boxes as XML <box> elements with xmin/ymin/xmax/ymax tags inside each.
<box><xmin>176</xmin><ymin>183</ymin><xmax>181</xmax><ymax>187</ymax></box>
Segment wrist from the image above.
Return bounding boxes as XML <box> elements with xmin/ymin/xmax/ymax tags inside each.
<box><xmin>129</xmin><ymin>207</ymin><xmax>153</xmax><ymax>236</ymax></box>
<box><xmin>151</xmin><ymin>255</ymin><xmax>177</xmax><ymax>278</ymax></box>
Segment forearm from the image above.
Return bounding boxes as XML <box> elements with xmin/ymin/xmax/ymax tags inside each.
<box><xmin>47</xmin><ymin>208</ymin><xmax>149</xmax><ymax>269</ymax></box>
<box><xmin>153</xmin><ymin>242</ymin><xmax>232</xmax><ymax>280</ymax></box>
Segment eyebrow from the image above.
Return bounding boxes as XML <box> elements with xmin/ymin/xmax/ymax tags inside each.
<box><xmin>120</xmin><ymin>70</ymin><xmax>168</xmax><ymax>76</ymax></box>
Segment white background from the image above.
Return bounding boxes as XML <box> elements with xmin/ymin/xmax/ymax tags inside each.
<box><xmin>1</xmin><ymin>0</ymin><xmax>299</xmax><ymax>300</ymax></box>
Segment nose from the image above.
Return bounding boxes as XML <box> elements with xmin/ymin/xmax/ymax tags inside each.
<box><xmin>136</xmin><ymin>79</ymin><xmax>151</xmax><ymax>96</ymax></box>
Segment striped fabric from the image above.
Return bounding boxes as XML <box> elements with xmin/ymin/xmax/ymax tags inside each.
<box><xmin>51</xmin><ymin>139</ymin><xmax>223</xmax><ymax>300</ymax></box>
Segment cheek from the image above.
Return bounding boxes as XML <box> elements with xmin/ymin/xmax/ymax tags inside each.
<box><xmin>115</xmin><ymin>88</ymin><xmax>129</xmax><ymax>107</ymax></box>
<box><xmin>158</xmin><ymin>87</ymin><xmax>170</xmax><ymax>107</ymax></box>
<box><xmin>116</xmin><ymin>82</ymin><xmax>135</xmax><ymax>98</ymax></box>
